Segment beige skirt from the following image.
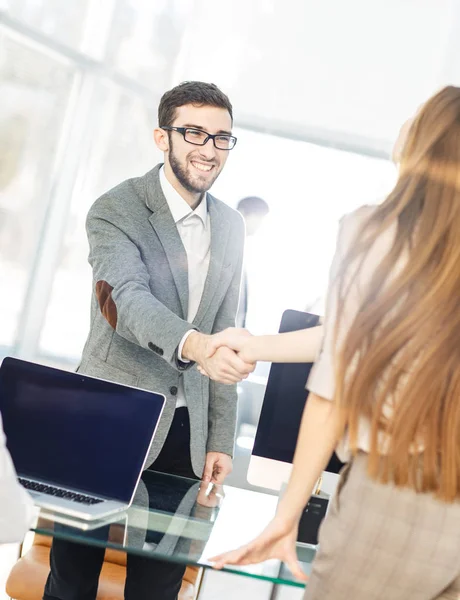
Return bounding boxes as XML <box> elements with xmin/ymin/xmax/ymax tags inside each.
<box><xmin>304</xmin><ymin>453</ymin><xmax>460</xmax><ymax>600</ymax></box>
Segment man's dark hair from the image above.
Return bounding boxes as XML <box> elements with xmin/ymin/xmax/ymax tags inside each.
<box><xmin>236</xmin><ymin>196</ymin><xmax>270</xmax><ymax>217</ymax></box>
<box><xmin>158</xmin><ymin>81</ymin><xmax>233</xmax><ymax>127</ymax></box>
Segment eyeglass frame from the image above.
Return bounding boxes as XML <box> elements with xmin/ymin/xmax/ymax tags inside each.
<box><xmin>160</xmin><ymin>126</ymin><xmax>238</xmax><ymax>150</ymax></box>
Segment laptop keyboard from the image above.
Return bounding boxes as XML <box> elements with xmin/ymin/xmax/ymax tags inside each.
<box><xmin>19</xmin><ymin>478</ymin><xmax>103</xmax><ymax>505</ymax></box>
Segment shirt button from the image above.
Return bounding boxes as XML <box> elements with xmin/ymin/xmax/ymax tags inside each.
<box><xmin>170</xmin><ymin>386</ymin><xmax>178</xmax><ymax>396</ymax></box>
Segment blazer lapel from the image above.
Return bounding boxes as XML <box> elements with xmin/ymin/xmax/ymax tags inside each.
<box><xmin>144</xmin><ymin>166</ymin><xmax>189</xmax><ymax>319</ymax></box>
<box><xmin>193</xmin><ymin>196</ymin><xmax>230</xmax><ymax>326</ymax></box>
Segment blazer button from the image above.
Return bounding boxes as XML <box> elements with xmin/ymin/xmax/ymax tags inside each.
<box><xmin>170</xmin><ymin>386</ymin><xmax>178</xmax><ymax>396</ymax></box>
<box><xmin>148</xmin><ymin>342</ymin><xmax>164</xmax><ymax>356</ymax></box>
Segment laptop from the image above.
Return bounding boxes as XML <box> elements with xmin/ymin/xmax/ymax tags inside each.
<box><xmin>0</xmin><ymin>357</ymin><xmax>166</xmax><ymax>521</ymax></box>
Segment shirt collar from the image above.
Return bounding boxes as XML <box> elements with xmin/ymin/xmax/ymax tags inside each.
<box><xmin>159</xmin><ymin>166</ymin><xmax>208</xmax><ymax>226</ymax></box>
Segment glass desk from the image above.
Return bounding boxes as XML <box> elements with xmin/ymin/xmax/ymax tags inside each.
<box><xmin>30</xmin><ymin>470</ymin><xmax>315</xmax><ymax>589</ymax></box>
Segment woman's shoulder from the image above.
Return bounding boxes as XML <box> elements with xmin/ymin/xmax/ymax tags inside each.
<box><xmin>341</xmin><ymin>204</ymin><xmax>378</xmax><ymax>228</ymax></box>
<box><xmin>337</xmin><ymin>204</ymin><xmax>378</xmax><ymax>247</ymax></box>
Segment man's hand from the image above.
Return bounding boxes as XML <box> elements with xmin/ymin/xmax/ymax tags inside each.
<box><xmin>202</xmin><ymin>452</ymin><xmax>233</xmax><ymax>484</ymax></box>
<box><xmin>182</xmin><ymin>332</ymin><xmax>255</xmax><ymax>384</ymax></box>
<box><xmin>196</xmin><ymin>482</ymin><xmax>225</xmax><ymax>508</ymax></box>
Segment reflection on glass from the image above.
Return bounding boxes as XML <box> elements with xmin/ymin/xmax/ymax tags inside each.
<box><xmin>5</xmin><ymin>0</ymin><xmax>93</xmax><ymax>51</ymax></box>
<box><xmin>0</xmin><ymin>33</ymin><xmax>74</xmax><ymax>348</ymax></box>
<box><xmin>32</xmin><ymin>471</ymin><xmax>304</xmax><ymax>586</ymax></box>
<box><xmin>39</xmin><ymin>88</ymin><xmax>162</xmax><ymax>360</ymax></box>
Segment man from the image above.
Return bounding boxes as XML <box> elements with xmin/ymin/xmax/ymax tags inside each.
<box><xmin>43</xmin><ymin>81</ymin><xmax>254</xmax><ymax>600</ymax></box>
<box><xmin>235</xmin><ymin>196</ymin><xmax>269</xmax><ymax>328</ymax></box>
<box><xmin>236</xmin><ymin>196</ymin><xmax>269</xmax><ymax>237</ymax></box>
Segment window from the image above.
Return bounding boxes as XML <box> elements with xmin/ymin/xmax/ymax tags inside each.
<box><xmin>212</xmin><ymin>128</ymin><xmax>396</xmax><ymax>337</ymax></box>
<box><xmin>38</xmin><ymin>87</ymin><xmax>162</xmax><ymax>360</ymax></box>
<box><xmin>105</xmin><ymin>0</ymin><xmax>192</xmax><ymax>91</ymax></box>
<box><xmin>0</xmin><ymin>32</ymin><xmax>75</xmax><ymax>349</ymax></box>
<box><xmin>5</xmin><ymin>0</ymin><xmax>94</xmax><ymax>51</ymax></box>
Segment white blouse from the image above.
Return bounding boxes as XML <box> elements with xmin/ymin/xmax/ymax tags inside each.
<box><xmin>0</xmin><ymin>412</ymin><xmax>35</xmax><ymax>542</ymax></box>
<box><xmin>307</xmin><ymin>205</ymin><xmax>406</xmax><ymax>462</ymax></box>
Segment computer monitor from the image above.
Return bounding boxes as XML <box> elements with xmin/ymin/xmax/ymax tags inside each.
<box><xmin>248</xmin><ymin>309</ymin><xmax>344</xmax><ymax>495</ymax></box>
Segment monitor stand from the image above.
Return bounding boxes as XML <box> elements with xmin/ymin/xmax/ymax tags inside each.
<box><xmin>278</xmin><ymin>481</ymin><xmax>330</xmax><ymax>548</ymax></box>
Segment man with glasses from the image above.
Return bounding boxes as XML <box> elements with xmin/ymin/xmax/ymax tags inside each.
<box><xmin>43</xmin><ymin>81</ymin><xmax>253</xmax><ymax>600</ymax></box>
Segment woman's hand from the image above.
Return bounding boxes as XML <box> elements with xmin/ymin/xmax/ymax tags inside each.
<box><xmin>207</xmin><ymin>328</ymin><xmax>253</xmax><ymax>358</ymax></box>
<box><xmin>197</xmin><ymin>328</ymin><xmax>254</xmax><ymax>377</ymax></box>
<box><xmin>209</xmin><ymin>516</ymin><xmax>307</xmax><ymax>581</ymax></box>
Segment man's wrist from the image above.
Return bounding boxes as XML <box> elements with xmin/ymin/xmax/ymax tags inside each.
<box><xmin>182</xmin><ymin>331</ymin><xmax>208</xmax><ymax>362</ymax></box>
<box><xmin>178</xmin><ymin>330</ymin><xmax>196</xmax><ymax>363</ymax></box>
<box><xmin>206</xmin><ymin>444</ymin><xmax>234</xmax><ymax>457</ymax></box>
<box><xmin>206</xmin><ymin>451</ymin><xmax>232</xmax><ymax>457</ymax></box>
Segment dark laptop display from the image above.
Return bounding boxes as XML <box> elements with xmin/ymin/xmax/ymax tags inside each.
<box><xmin>0</xmin><ymin>358</ymin><xmax>164</xmax><ymax>504</ymax></box>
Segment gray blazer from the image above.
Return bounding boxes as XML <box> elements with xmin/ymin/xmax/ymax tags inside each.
<box><xmin>78</xmin><ymin>165</ymin><xmax>245</xmax><ymax>477</ymax></box>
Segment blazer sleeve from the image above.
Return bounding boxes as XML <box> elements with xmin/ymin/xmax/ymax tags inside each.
<box><xmin>86</xmin><ymin>200</ymin><xmax>194</xmax><ymax>370</ymax></box>
<box><xmin>206</xmin><ymin>215</ymin><xmax>245</xmax><ymax>456</ymax></box>
<box><xmin>0</xmin><ymin>414</ymin><xmax>35</xmax><ymax>543</ymax></box>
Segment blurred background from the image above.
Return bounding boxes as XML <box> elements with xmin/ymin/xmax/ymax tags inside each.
<box><xmin>1</xmin><ymin>0</ymin><xmax>460</xmax><ymax>487</ymax></box>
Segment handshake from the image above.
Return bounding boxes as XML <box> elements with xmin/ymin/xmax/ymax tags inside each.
<box><xmin>182</xmin><ymin>328</ymin><xmax>256</xmax><ymax>385</ymax></box>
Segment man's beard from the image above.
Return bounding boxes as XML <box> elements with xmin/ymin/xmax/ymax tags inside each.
<box><xmin>168</xmin><ymin>139</ymin><xmax>219</xmax><ymax>194</ymax></box>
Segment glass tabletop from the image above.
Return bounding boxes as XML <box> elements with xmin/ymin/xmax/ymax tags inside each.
<box><xmin>30</xmin><ymin>470</ymin><xmax>315</xmax><ymax>588</ymax></box>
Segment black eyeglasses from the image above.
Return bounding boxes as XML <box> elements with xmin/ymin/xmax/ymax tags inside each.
<box><xmin>161</xmin><ymin>126</ymin><xmax>237</xmax><ymax>150</ymax></box>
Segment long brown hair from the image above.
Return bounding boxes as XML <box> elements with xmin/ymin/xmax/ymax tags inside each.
<box><xmin>335</xmin><ymin>86</ymin><xmax>460</xmax><ymax>501</ymax></box>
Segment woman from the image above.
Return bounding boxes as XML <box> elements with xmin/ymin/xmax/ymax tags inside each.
<box><xmin>208</xmin><ymin>86</ymin><xmax>460</xmax><ymax>599</ymax></box>
<box><xmin>0</xmin><ymin>411</ymin><xmax>35</xmax><ymax>542</ymax></box>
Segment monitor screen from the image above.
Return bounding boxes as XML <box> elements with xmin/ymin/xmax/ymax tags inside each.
<box><xmin>252</xmin><ymin>310</ymin><xmax>344</xmax><ymax>474</ymax></box>
<box><xmin>0</xmin><ymin>358</ymin><xmax>165</xmax><ymax>503</ymax></box>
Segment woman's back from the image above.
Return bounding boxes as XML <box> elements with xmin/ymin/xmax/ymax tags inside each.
<box><xmin>327</xmin><ymin>85</ymin><xmax>460</xmax><ymax>501</ymax></box>
<box><xmin>206</xmin><ymin>87</ymin><xmax>460</xmax><ymax>599</ymax></box>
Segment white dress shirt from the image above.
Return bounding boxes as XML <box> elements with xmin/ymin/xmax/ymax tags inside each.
<box><xmin>159</xmin><ymin>166</ymin><xmax>211</xmax><ymax>408</ymax></box>
<box><xmin>0</xmin><ymin>412</ymin><xmax>35</xmax><ymax>542</ymax></box>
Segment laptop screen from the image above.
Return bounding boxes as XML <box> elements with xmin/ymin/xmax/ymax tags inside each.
<box><xmin>0</xmin><ymin>358</ymin><xmax>165</xmax><ymax>503</ymax></box>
